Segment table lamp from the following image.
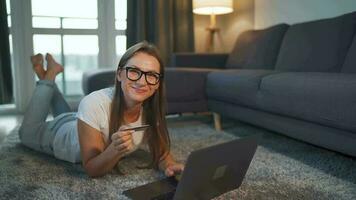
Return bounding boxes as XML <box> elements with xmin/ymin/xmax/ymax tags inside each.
<box><xmin>193</xmin><ymin>0</ymin><xmax>234</xmax><ymax>52</ymax></box>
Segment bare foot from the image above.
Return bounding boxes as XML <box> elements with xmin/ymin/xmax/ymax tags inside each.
<box><xmin>44</xmin><ymin>53</ymin><xmax>64</xmax><ymax>81</ymax></box>
<box><xmin>30</xmin><ymin>53</ymin><xmax>45</xmax><ymax>80</ymax></box>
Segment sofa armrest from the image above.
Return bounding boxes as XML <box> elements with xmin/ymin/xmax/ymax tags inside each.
<box><xmin>165</xmin><ymin>67</ymin><xmax>220</xmax><ymax>114</ymax></box>
<box><xmin>82</xmin><ymin>68</ymin><xmax>116</xmax><ymax>95</ymax></box>
<box><xmin>170</xmin><ymin>53</ymin><xmax>228</xmax><ymax>69</ymax></box>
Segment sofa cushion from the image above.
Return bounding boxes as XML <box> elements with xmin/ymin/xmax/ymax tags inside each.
<box><xmin>275</xmin><ymin>12</ymin><xmax>356</xmax><ymax>72</ymax></box>
<box><xmin>341</xmin><ymin>34</ymin><xmax>356</xmax><ymax>73</ymax></box>
<box><xmin>206</xmin><ymin>69</ymin><xmax>277</xmax><ymax>108</ymax></box>
<box><xmin>225</xmin><ymin>24</ymin><xmax>289</xmax><ymax>70</ymax></box>
<box><xmin>258</xmin><ymin>72</ymin><xmax>356</xmax><ymax>132</ymax></box>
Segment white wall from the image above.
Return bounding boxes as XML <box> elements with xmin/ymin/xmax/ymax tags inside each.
<box><xmin>255</xmin><ymin>0</ymin><xmax>356</xmax><ymax>29</ymax></box>
<box><xmin>194</xmin><ymin>0</ymin><xmax>254</xmax><ymax>53</ymax></box>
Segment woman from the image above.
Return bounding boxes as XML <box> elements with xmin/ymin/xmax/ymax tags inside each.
<box><xmin>19</xmin><ymin>41</ymin><xmax>184</xmax><ymax>178</ymax></box>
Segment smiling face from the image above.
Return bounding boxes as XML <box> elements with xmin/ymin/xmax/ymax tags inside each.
<box><xmin>117</xmin><ymin>52</ymin><xmax>161</xmax><ymax>107</ymax></box>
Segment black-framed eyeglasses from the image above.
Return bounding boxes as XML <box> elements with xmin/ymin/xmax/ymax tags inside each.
<box><xmin>121</xmin><ymin>66</ymin><xmax>163</xmax><ymax>85</ymax></box>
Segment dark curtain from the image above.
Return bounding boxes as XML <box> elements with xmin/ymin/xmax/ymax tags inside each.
<box><xmin>0</xmin><ymin>0</ymin><xmax>12</xmax><ymax>104</ymax></box>
<box><xmin>127</xmin><ymin>0</ymin><xmax>194</xmax><ymax>65</ymax></box>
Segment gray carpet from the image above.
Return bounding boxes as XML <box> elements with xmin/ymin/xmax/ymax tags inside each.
<box><xmin>0</xmin><ymin>115</ymin><xmax>355</xmax><ymax>200</ymax></box>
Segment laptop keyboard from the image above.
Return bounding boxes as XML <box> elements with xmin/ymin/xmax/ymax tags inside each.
<box><xmin>122</xmin><ymin>177</ymin><xmax>178</xmax><ymax>200</ymax></box>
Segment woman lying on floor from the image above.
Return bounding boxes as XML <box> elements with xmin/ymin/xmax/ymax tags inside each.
<box><xmin>19</xmin><ymin>41</ymin><xmax>184</xmax><ymax>177</ymax></box>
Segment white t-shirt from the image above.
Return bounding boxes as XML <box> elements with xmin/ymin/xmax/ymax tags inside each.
<box><xmin>53</xmin><ymin>87</ymin><xmax>145</xmax><ymax>163</ymax></box>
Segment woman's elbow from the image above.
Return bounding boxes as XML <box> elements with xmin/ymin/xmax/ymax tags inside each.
<box><xmin>82</xmin><ymin>162</ymin><xmax>104</xmax><ymax>178</ymax></box>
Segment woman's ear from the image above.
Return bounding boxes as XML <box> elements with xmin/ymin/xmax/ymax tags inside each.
<box><xmin>117</xmin><ymin>69</ymin><xmax>122</xmax><ymax>82</ymax></box>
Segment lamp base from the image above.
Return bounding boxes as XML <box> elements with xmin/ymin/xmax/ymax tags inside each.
<box><xmin>205</xmin><ymin>27</ymin><xmax>220</xmax><ymax>52</ymax></box>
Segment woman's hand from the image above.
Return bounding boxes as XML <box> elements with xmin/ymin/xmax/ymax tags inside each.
<box><xmin>110</xmin><ymin>127</ymin><xmax>135</xmax><ymax>156</ymax></box>
<box><xmin>164</xmin><ymin>162</ymin><xmax>185</xmax><ymax>177</ymax></box>
<box><xmin>78</xmin><ymin>120</ymin><xmax>135</xmax><ymax>177</ymax></box>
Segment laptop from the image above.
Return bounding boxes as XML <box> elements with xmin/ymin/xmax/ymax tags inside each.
<box><xmin>123</xmin><ymin>134</ymin><xmax>262</xmax><ymax>200</ymax></box>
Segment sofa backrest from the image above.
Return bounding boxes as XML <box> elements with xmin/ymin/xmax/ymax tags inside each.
<box><xmin>225</xmin><ymin>23</ymin><xmax>289</xmax><ymax>70</ymax></box>
<box><xmin>341</xmin><ymin>33</ymin><xmax>356</xmax><ymax>73</ymax></box>
<box><xmin>275</xmin><ymin>11</ymin><xmax>356</xmax><ymax>72</ymax></box>
<box><xmin>82</xmin><ymin>68</ymin><xmax>116</xmax><ymax>95</ymax></box>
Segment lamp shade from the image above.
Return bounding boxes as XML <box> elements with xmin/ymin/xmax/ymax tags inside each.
<box><xmin>193</xmin><ymin>0</ymin><xmax>233</xmax><ymax>15</ymax></box>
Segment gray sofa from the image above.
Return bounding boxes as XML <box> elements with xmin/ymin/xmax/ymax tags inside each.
<box><xmin>82</xmin><ymin>11</ymin><xmax>356</xmax><ymax>157</ymax></box>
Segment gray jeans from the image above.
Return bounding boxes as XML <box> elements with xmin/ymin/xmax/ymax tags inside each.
<box><xmin>19</xmin><ymin>80</ymin><xmax>74</xmax><ymax>155</ymax></box>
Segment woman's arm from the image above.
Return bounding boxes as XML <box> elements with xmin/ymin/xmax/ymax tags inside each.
<box><xmin>77</xmin><ymin>119</ymin><xmax>133</xmax><ymax>177</ymax></box>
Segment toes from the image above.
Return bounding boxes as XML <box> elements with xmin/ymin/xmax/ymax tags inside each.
<box><xmin>45</xmin><ymin>53</ymin><xmax>64</xmax><ymax>74</ymax></box>
<box><xmin>31</xmin><ymin>53</ymin><xmax>44</xmax><ymax>65</ymax></box>
<box><xmin>34</xmin><ymin>53</ymin><xmax>43</xmax><ymax>60</ymax></box>
<box><xmin>45</xmin><ymin>53</ymin><xmax>54</xmax><ymax>62</ymax></box>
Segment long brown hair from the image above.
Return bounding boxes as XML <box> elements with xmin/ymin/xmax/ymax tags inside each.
<box><xmin>109</xmin><ymin>41</ymin><xmax>170</xmax><ymax>169</ymax></box>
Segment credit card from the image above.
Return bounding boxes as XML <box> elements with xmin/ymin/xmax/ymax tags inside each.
<box><xmin>121</xmin><ymin>124</ymin><xmax>150</xmax><ymax>131</ymax></box>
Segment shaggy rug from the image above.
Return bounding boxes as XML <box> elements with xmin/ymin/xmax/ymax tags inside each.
<box><xmin>0</xmin><ymin>115</ymin><xmax>355</xmax><ymax>200</ymax></box>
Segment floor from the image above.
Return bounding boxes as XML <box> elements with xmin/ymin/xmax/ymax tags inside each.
<box><xmin>1</xmin><ymin>114</ymin><xmax>355</xmax><ymax>199</ymax></box>
<box><xmin>0</xmin><ymin>114</ymin><xmax>22</xmax><ymax>144</ymax></box>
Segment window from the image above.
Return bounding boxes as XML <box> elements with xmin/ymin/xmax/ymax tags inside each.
<box><xmin>6</xmin><ymin>0</ymin><xmax>12</xmax><ymax>56</ymax></box>
<box><xmin>115</xmin><ymin>0</ymin><xmax>127</xmax><ymax>60</ymax></box>
<box><xmin>5</xmin><ymin>0</ymin><xmax>127</xmax><ymax>112</ymax></box>
<box><xmin>115</xmin><ymin>0</ymin><xmax>127</xmax><ymax>30</ymax></box>
<box><xmin>6</xmin><ymin>0</ymin><xmax>10</xmax><ymax>26</ymax></box>
<box><xmin>31</xmin><ymin>0</ymin><xmax>99</xmax><ymax>96</ymax></box>
<box><xmin>62</xmin><ymin>35</ymin><xmax>99</xmax><ymax>95</ymax></box>
<box><xmin>30</xmin><ymin>0</ymin><xmax>127</xmax><ymax>96</ymax></box>
<box><xmin>32</xmin><ymin>0</ymin><xmax>98</xmax><ymax>29</ymax></box>
<box><xmin>116</xmin><ymin>35</ymin><xmax>127</xmax><ymax>57</ymax></box>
